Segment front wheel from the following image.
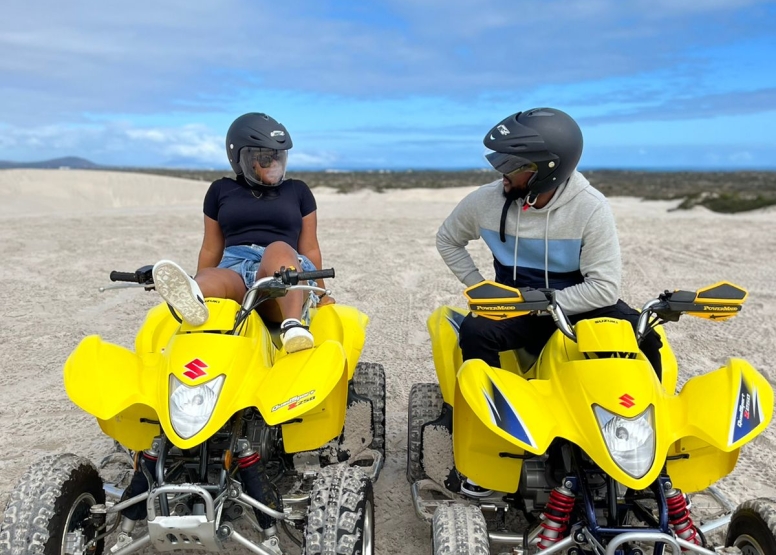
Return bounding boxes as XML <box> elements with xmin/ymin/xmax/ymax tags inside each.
<box><xmin>304</xmin><ymin>464</ymin><xmax>374</xmax><ymax>555</ymax></box>
<box><xmin>1</xmin><ymin>453</ymin><xmax>106</xmax><ymax>555</ymax></box>
<box><xmin>725</xmin><ymin>498</ymin><xmax>776</xmax><ymax>555</ymax></box>
<box><xmin>432</xmin><ymin>504</ymin><xmax>489</xmax><ymax>555</ymax></box>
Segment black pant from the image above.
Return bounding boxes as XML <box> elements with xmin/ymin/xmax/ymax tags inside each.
<box><xmin>459</xmin><ymin>299</ymin><xmax>663</xmax><ymax>378</ymax></box>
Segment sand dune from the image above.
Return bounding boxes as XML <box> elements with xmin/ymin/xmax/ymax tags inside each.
<box><xmin>0</xmin><ymin>170</ymin><xmax>774</xmax><ymax>554</ymax></box>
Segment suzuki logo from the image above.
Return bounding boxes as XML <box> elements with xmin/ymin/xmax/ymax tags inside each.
<box><xmin>183</xmin><ymin>359</ymin><xmax>208</xmax><ymax>380</ymax></box>
<box><xmin>619</xmin><ymin>394</ymin><xmax>635</xmax><ymax>409</ymax></box>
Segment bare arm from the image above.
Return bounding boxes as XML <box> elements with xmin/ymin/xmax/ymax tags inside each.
<box><xmin>297</xmin><ymin>210</ymin><xmax>332</xmax><ymax>300</ymax></box>
<box><xmin>197</xmin><ymin>215</ymin><xmax>225</xmax><ymax>273</ymax></box>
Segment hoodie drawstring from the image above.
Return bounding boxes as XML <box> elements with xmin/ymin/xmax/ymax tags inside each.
<box><xmin>498</xmin><ymin>196</ymin><xmax>512</xmax><ymax>243</ymax></box>
<box><xmin>499</xmin><ymin>195</ymin><xmax>551</xmax><ymax>286</ymax></box>
<box><xmin>544</xmin><ymin>211</ymin><xmax>550</xmax><ymax>288</ymax></box>
<box><xmin>513</xmin><ymin>202</ymin><xmax>523</xmax><ymax>281</ymax></box>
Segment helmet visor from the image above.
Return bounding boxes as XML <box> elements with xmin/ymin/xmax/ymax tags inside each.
<box><xmin>485</xmin><ymin>151</ymin><xmax>538</xmax><ymax>177</ymax></box>
<box><xmin>239</xmin><ymin>147</ymin><xmax>288</xmax><ymax>186</ymax></box>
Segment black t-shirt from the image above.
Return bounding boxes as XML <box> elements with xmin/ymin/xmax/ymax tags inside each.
<box><xmin>203</xmin><ymin>177</ymin><xmax>317</xmax><ymax>250</ymax></box>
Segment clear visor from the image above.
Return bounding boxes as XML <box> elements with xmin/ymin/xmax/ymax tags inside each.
<box><xmin>485</xmin><ymin>150</ymin><xmax>538</xmax><ymax>177</ymax></box>
<box><xmin>239</xmin><ymin>147</ymin><xmax>288</xmax><ymax>187</ymax></box>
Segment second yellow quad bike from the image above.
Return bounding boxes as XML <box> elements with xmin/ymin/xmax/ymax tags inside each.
<box><xmin>1</xmin><ymin>265</ymin><xmax>384</xmax><ymax>555</ymax></box>
<box><xmin>409</xmin><ymin>281</ymin><xmax>775</xmax><ymax>554</ymax></box>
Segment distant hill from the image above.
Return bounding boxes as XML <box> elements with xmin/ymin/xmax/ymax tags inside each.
<box><xmin>0</xmin><ymin>156</ymin><xmax>100</xmax><ymax>169</ymax></box>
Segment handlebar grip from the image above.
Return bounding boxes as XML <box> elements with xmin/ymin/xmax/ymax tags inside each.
<box><xmin>110</xmin><ymin>271</ymin><xmax>139</xmax><ymax>283</ymax></box>
<box><xmin>297</xmin><ymin>269</ymin><xmax>335</xmax><ymax>282</ymax></box>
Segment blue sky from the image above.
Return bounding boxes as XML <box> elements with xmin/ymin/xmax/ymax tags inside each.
<box><xmin>1</xmin><ymin>0</ymin><xmax>775</xmax><ymax>170</ymax></box>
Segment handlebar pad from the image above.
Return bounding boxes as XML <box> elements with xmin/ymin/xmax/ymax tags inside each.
<box><xmin>110</xmin><ymin>271</ymin><xmax>139</xmax><ymax>283</ymax></box>
<box><xmin>297</xmin><ymin>269</ymin><xmax>335</xmax><ymax>282</ymax></box>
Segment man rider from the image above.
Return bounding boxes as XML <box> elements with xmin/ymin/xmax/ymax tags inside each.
<box><xmin>436</xmin><ymin>107</ymin><xmax>663</xmax><ymax>376</ymax></box>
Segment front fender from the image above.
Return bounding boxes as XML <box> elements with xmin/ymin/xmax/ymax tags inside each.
<box><xmin>64</xmin><ymin>335</ymin><xmax>155</xmax><ymax>420</ymax></box>
<box><xmin>677</xmin><ymin>358</ymin><xmax>773</xmax><ymax>450</ymax></box>
<box><xmin>666</xmin><ymin>358</ymin><xmax>774</xmax><ymax>492</ymax></box>
<box><xmin>454</xmin><ymin>359</ymin><xmax>556</xmax><ymax>492</ymax></box>
<box><xmin>428</xmin><ymin>306</ymin><xmax>467</xmax><ymax>405</ymax></box>
<box><xmin>65</xmin><ymin>335</ymin><xmax>160</xmax><ymax>450</ymax></box>
<box><xmin>309</xmin><ymin>304</ymin><xmax>368</xmax><ymax>380</ymax></box>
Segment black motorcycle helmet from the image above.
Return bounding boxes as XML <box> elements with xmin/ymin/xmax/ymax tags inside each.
<box><xmin>226</xmin><ymin>113</ymin><xmax>292</xmax><ymax>187</ymax></box>
<box><xmin>483</xmin><ymin>108</ymin><xmax>583</xmax><ymax>199</ymax></box>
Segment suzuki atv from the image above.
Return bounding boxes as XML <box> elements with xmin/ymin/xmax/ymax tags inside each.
<box><xmin>409</xmin><ymin>280</ymin><xmax>775</xmax><ymax>554</ymax></box>
<box><xmin>1</xmin><ymin>265</ymin><xmax>384</xmax><ymax>555</ymax></box>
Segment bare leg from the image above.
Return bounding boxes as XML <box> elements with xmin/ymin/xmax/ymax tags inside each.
<box><xmin>194</xmin><ymin>267</ymin><xmax>247</xmax><ymax>303</ymax></box>
<box><xmin>254</xmin><ymin>241</ymin><xmax>306</xmax><ymax>322</ymax></box>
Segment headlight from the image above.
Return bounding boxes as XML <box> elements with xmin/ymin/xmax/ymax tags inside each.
<box><xmin>594</xmin><ymin>405</ymin><xmax>655</xmax><ymax>479</ymax></box>
<box><xmin>169</xmin><ymin>375</ymin><xmax>225</xmax><ymax>439</ymax></box>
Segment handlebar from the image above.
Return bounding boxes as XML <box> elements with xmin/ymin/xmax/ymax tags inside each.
<box><xmin>275</xmin><ymin>267</ymin><xmax>335</xmax><ymax>285</ymax></box>
<box><xmin>468</xmin><ymin>284</ymin><xmax>669</xmax><ymax>345</ymax></box>
<box><xmin>102</xmin><ymin>265</ymin><xmax>154</xmax><ymax>291</ymax></box>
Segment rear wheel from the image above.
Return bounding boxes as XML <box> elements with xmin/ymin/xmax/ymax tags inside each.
<box><xmin>725</xmin><ymin>498</ymin><xmax>776</xmax><ymax>555</ymax></box>
<box><xmin>407</xmin><ymin>382</ymin><xmax>444</xmax><ymax>483</ymax></box>
<box><xmin>352</xmin><ymin>362</ymin><xmax>386</xmax><ymax>455</ymax></box>
<box><xmin>431</xmin><ymin>504</ymin><xmax>489</xmax><ymax>555</ymax></box>
<box><xmin>304</xmin><ymin>464</ymin><xmax>374</xmax><ymax>555</ymax></box>
<box><xmin>1</xmin><ymin>453</ymin><xmax>106</xmax><ymax>555</ymax></box>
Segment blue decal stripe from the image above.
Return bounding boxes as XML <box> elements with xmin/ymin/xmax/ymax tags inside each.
<box><xmin>445</xmin><ymin>309</ymin><xmax>465</xmax><ymax>334</ymax></box>
<box><xmin>488</xmin><ymin>378</ymin><xmax>535</xmax><ymax>448</ymax></box>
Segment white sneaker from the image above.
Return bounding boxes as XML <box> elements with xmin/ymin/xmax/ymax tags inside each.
<box><xmin>280</xmin><ymin>318</ymin><xmax>314</xmax><ymax>353</ymax></box>
<box><xmin>152</xmin><ymin>260</ymin><xmax>208</xmax><ymax>326</ymax></box>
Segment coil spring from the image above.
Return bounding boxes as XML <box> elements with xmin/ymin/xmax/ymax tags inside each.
<box><xmin>537</xmin><ymin>487</ymin><xmax>575</xmax><ymax>550</ymax></box>
<box><xmin>666</xmin><ymin>489</ymin><xmax>701</xmax><ymax>548</ymax></box>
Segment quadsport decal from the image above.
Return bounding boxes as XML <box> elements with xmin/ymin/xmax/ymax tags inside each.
<box><xmin>271</xmin><ymin>390</ymin><xmax>316</xmax><ymax>412</ymax></box>
<box><xmin>729</xmin><ymin>376</ymin><xmax>763</xmax><ymax>445</ymax></box>
<box><xmin>482</xmin><ymin>378</ymin><xmax>536</xmax><ymax>449</ymax></box>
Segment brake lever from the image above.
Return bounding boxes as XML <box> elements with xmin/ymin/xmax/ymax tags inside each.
<box><xmin>98</xmin><ymin>283</ymin><xmax>149</xmax><ymax>293</ymax></box>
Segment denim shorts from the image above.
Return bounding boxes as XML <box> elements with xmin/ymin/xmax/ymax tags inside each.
<box><xmin>217</xmin><ymin>244</ymin><xmax>317</xmax><ymax>288</ymax></box>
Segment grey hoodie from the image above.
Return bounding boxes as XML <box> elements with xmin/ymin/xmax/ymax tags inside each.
<box><xmin>436</xmin><ymin>171</ymin><xmax>621</xmax><ymax>315</ymax></box>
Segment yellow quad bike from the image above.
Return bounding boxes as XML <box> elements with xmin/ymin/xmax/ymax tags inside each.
<box><xmin>1</xmin><ymin>265</ymin><xmax>385</xmax><ymax>555</ymax></box>
<box><xmin>409</xmin><ymin>281</ymin><xmax>775</xmax><ymax>555</ymax></box>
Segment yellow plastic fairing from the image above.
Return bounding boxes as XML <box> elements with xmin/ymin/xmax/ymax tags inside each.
<box><xmin>427</xmin><ymin>306</ymin><xmax>467</xmax><ymax>405</ymax></box>
<box><xmin>308</xmin><ymin>304</ymin><xmax>368</xmax><ymax>380</ymax></box>
<box><xmin>66</xmin><ymin>328</ymin><xmax>349</xmax><ymax>451</ymax></box>
<box><xmin>667</xmin><ymin>357</ymin><xmax>772</xmax><ymax>492</ymax></box>
<box><xmin>65</xmin><ymin>336</ymin><xmax>149</xmax><ymax>421</ymax></box>
<box><xmin>575</xmin><ymin>318</ymin><xmax>640</xmax><ymax>354</ymax></box>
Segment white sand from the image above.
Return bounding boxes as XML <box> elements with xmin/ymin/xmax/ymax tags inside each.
<box><xmin>0</xmin><ymin>169</ymin><xmax>774</xmax><ymax>553</ymax></box>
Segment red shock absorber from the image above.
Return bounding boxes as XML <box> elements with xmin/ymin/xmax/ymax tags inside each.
<box><xmin>236</xmin><ymin>451</ymin><xmax>260</xmax><ymax>469</ymax></box>
<box><xmin>666</xmin><ymin>488</ymin><xmax>701</xmax><ymax>548</ymax></box>
<box><xmin>537</xmin><ymin>486</ymin><xmax>576</xmax><ymax>550</ymax></box>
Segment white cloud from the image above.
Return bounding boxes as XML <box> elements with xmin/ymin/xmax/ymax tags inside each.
<box><xmin>729</xmin><ymin>151</ymin><xmax>754</xmax><ymax>163</ymax></box>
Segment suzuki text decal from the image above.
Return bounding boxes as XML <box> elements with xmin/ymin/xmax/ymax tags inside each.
<box><xmin>272</xmin><ymin>390</ymin><xmax>316</xmax><ymax>412</ymax></box>
<box><xmin>729</xmin><ymin>376</ymin><xmax>763</xmax><ymax>445</ymax></box>
<box><xmin>183</xmin><ymin>359</ymin><xmax>208</xmax><ymax>380</ymax></box>
<box><xmin>619</xmin><ymin>394</ymin><xmax>636</xmax><ymax>409</ymax></box>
